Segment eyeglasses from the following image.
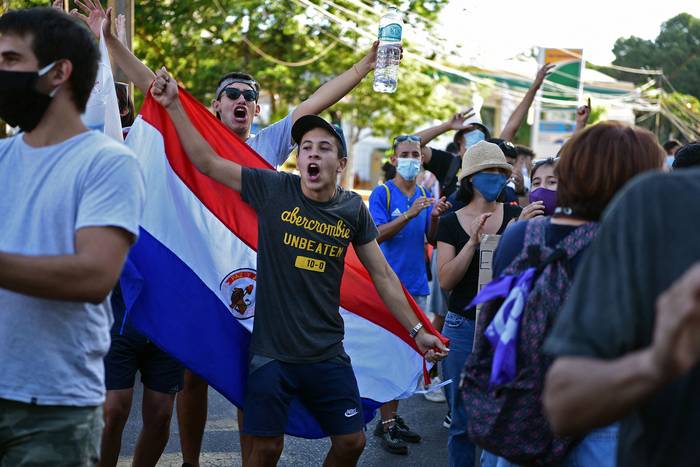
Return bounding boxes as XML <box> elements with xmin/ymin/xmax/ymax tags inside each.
<box><xmin>221</xmin><ymin>88</ymin><xmax>258</xmax><ymax>102</ymax></box>
<box><xmin>393</xmin><ymin>134</ymin><xmax>422</xmax><ymax>145</ymax></box>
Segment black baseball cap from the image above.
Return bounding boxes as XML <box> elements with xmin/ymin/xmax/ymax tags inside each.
<box><xmin>487</xmin><ymin>137</ymin><xmax>518</xmax><ymax>160</ymax></box>
<box><xmin>292</xmin><ymin>115</ymin><xmax>347</xmax><ymax>158</ymax></box>
<box><xmin>672</xmin><ymin>142</ymin><xmax>700</xmax><ymax>169</ymax></box>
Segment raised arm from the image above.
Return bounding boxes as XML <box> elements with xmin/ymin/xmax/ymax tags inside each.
<box><xmin>415</xmin><ymin>109</ymin><xmax>474</xmax><ymax>148</ymax></box>
<box><xmin>292</xmin><ymin>42</ymin><xmax>390</xmax><ymax>123</ymax></box>
<box><xmin>574</xmin><ymin>102</ymin><xmax>591</xmax><ymax>133</ymax></box>
<box><xmin>499</xmin><ymin>64</ymin><xmax>554</xmax><ymax>141</ymax></box>
<box><xmin>151</xmin><ymin>68</ymin><xmax>242</xmax><ymax>192</ymax></box>
<box><xmin>0</xmin><ymin>227</ymin><xmax>133</xmax><ymax>304</ymax></box>
<box><xmin>355</xmin><ymin>240</ymin><xmax>449</xmax><ymax>361</ymax></box>
<box><xmin>544</xmin><ymin>263</ymin><xmax>700</xmax><ymax>436</ymax></box>
<box><xmin>73</xmin><ymin>0</ymin><xmax>155</xmax><ymax>94</ymax></box>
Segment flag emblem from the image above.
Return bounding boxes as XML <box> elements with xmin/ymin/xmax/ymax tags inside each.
<box><xmin>220</xmin><ymin>268</ymin><xmax>257</xmax><ymax>320</ymax></box>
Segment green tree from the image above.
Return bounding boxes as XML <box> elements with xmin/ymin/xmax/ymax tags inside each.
<box><xmin>2</xmin><ymin>0</ymin><xmax>460</xmax><ymax>184</ymax></box>
<box><xmin>609</xmin><ymin>13</ymin><xmax>700</xmax><ymax>99</ymax></box>
<box><xmin>130</xmin><ymin>0</ymin><xmax>455</xmax><ymax>185</ymax></box>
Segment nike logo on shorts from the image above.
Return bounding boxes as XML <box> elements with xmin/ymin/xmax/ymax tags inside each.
<box><xmin>344</xmin><ymin>408</ymin><xmax>358</xmax><ymax>418</ymax></box>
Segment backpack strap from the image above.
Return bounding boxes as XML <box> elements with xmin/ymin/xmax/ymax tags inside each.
<box><xmin>382</xmin><ymin>183</ymin><xmax>391</xmax><ymax>212</ymax></box>
<box><xmin>534</xmin><ymin>221</ymin><xmax>599</xmax><ymax>276</ymax></box>
<box><xmin>553</xmin><ymin>221</ymin><xmax>599</xmax><ymax>259</ymax></box>
<box><xmin>383</xmin><ymin>183</ymin><xmax>428</xmax><ymax>213</ymax></box>
<box><xmin>522</xmin><ymin>217</ymin><xmax>550</xmax><ymax>248</ymax></box>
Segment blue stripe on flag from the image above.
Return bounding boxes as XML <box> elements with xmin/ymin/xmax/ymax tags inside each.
<box><xmin>120</xmin><ymin>228</ymin><xmax>381</xmax><ymax>438</ymax></box>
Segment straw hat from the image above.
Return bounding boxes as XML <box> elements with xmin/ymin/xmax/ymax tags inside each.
<box><xmin>460</xmin><ymin>140</ymin><xmax>513</xmax><ymax>180</ymax></box>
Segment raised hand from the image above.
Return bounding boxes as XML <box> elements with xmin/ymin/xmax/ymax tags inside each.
<box><xmin>151</xmin><ymin>67</ymin><xmax>179</xmax><ymax>109</ymax></box>
<box><xmin>533</xmin><ymin>63</ymin><xmax>556</xmax><ymax>89</ymax></box>
<box><xmin>72</xmin><ymin>0</ymin><xmax>112</xmax><ymax>39</ymax></box>
<box><xmin>430</xmin><ymin>196</ymin><xmax>452</xmax><ymax>218</ymax></box>
<box><xmin>575</xmin><ymin>102</ymin><xmax>591</xmax><ymax>130</ymax></box>
<box><xmin>447</xmin><ymin>108</ymin><xmax>476</xmax><ymax>130</ymax></box>
<box><xmin>361</xmin><ymin>40</ymin><xmax>403</xmax><ymax>72</ymax></box>
<box><xmin>51</xmin><ymin>0</ymin><xmax>65</xmax><ymax>11</ymax></box>
<box><xmin>406</xmin><ymin>196</ymin><xmax>434</xmax><ymax>220</ymax></box>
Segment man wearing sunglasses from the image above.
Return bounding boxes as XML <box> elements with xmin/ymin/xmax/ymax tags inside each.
<box><xmin>72</xmin><ymin>2</ymin><xmax>396</xmax><ymax>465</ymax></box>
<box><xmin>77</xmin><ymin>0</ymin><xmax>384</xmax><ymax>171</ymax></box>
<box><xmin>149</xmin><ymin>67</ymin><xmax>449</xmax><ymax>467</ymax></box>
<box><xmin>368</xmin><ymin>134</ymin><xmax>451</xmax><ymax>456</ymax></box>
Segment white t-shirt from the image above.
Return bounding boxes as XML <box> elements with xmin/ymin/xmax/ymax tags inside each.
<box><xmin>0</xmin><ymin>130</ymin><xmax>145</xmax><ymax>407</ymax></box>
<box><xmin>246</xmin><ymin>111</ymin><xmax>295</xmax><ymax>167</ymax></box>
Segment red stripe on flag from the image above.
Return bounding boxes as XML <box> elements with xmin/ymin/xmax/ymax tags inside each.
<box><xmin>139</xmin><ymin>90</ymin><xmax>447</xmax><ymax>354</ymax></box>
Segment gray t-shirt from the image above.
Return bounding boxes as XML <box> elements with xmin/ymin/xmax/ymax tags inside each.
<box><xmin>544</xmin><ymin>169</ymin><xmax>700</xmax><ymax>467</ymax></box>
<box><xmin>0</xmin><ymin>131</ymin><xmax>145</xmax><ymax>407</ymax></box>
<box><xmin>241</xmin><ymin>168</ymin><xmax>378</xmax><ymax>363</ymax></box>
<box><xmin>246</xmin><ymin>111</ymin><xmax>295</xmax><ymax>167</ymax></box>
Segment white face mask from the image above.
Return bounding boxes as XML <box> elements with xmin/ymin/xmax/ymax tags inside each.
<box><xmin>396</xmin><ymin>157</ymin><xmax>421</xmax><ymax>181</ymax></box>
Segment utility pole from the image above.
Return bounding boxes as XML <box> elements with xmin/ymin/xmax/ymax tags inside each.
<box><xmin>107</xmin><ymin>0</ymin><xmax>133</xmax><ymax>83</ymax></box>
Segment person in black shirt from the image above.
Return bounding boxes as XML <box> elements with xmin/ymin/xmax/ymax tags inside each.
<box><xmin>435</xmin><ymin>141</ymin><xmax>522</xmax><ymax>467</ymax></box>
<box><xmin>150</xmin><ymin>69</ymin><xmax>447</xmax><ymax>467</ymax></box>
<box><xmin>543</xmin><ymin>168</ymin><xmax>700</xmax><ymax>467</ymax></box>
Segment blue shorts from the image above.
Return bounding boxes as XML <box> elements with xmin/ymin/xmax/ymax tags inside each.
<box><xmin>242</xmin><ymin>353</ymin><xmax>364</xmax><ymax>437</ymax></box>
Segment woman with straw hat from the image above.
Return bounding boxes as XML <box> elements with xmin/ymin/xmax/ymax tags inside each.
<box><xmin>436</xmin><ymin>140</ymin><xmax>524</xmax><ymax>466</ymax></box>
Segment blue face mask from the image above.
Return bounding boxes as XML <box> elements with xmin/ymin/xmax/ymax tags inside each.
<box><xmin>396</xmin><ymin>157</ymin><xmax>421</xmax><ymax>181</ymax></box>
<box><xmin>464</xmin><ymin>129</ymin><xmax>486</xmax><ymax>149</ymax></box>
<box><xmin>471</xmin><ymin>172</ymin><xmax>508</xmax><ymax>202</ymax></box>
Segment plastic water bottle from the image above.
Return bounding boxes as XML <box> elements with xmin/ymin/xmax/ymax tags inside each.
<box><xmin>373</xmin><ymin>7</ymin><xmax>403</xmax><ymax>93</ymax></box>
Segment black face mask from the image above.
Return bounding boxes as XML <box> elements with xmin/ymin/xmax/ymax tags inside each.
<box><xmin>0</xmin><ymin>62</ymin><xmax>57</xmax><ymax>132</ymax></box>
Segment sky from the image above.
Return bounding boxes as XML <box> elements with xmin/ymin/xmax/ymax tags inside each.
<box><xmin>437</xmin><ymin>0</ymin><xmax>700</xmax><ymax>69</ymax></box>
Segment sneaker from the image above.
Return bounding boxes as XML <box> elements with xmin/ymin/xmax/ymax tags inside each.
<box><xmin>423</xmin><ymin>376</ymin><xmax>447</xmax><ymax>403</ymax></box>
<box><xmin>394</xmin><ymin>415</ymin><xmax>421</xmax><ymax>443</ymax></box>
<box><xmin>379</xmin><ymin>425</ymin><xmax>408</xmax><ymax>455</ymax></box>
<box><xmin>442</xmin><ymin>412</ymin><xmax>452</xmax><ymax>429</ymax></box>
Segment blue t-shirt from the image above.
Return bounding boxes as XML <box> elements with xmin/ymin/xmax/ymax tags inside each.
<box><xmin>369</xmin><ymin>180</ymin><xmax>432</xmax><ymax>296</ymax></box>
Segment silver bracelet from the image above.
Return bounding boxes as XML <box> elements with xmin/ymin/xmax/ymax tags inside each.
<box><xmin>409</xmin><ymin>322</ymin><xmax>423</xmax><ymax>339</ymax></box>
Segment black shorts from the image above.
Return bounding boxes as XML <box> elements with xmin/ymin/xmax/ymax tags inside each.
<box><xmin>104</xmin><ymin>330</ymin><xmax>184</xmax><ymax>395</ymax></box>
<box><xmin>243</xmin><ymin>354</ymin><xmax>364</xmax><ymax>437</ymax></box>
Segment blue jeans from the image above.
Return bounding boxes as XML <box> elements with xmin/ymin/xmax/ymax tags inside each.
<box><xmin>442</xmin><ymin>311</ymin><xmax>476</xmax><ymax>467</ymax></box>
<box><xmin>480</xmin><ymin>423</ymin><xmax>619</xmax><ymax>467</ymax></box>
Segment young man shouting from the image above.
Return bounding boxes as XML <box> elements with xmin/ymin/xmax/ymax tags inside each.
<box><xmin>150</xmin><ymin>68</ymin><xmax>447</xmax><ymax>467</ymax></box>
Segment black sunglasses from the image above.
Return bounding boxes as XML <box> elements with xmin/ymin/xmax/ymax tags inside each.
<box><xmin>393</xmin><ymin>134</ymin><xmax>422</xmax><ymax>146</ymax></box>
<box><xmin>221</xmin><ymin>88</ymin><xmax>258</xmax><ymax>102</ymax></box>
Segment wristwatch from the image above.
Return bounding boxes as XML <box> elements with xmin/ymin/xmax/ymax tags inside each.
<box><xmin>409</xmin><ymin>322</ymin><xmax>423</xmax><ymax>339</ymax></box>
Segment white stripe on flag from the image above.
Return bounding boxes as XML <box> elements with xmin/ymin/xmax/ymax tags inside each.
<box><xmin>127</xmin><ymin>117</ymin><xmax>423</xmax><ymax>403</ymax></box>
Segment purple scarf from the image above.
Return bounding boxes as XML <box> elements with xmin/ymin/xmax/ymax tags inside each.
<box><xmin>467</xmin><ymin>268</ymin><xmax>537</xmax><ymax>387</ymax></box>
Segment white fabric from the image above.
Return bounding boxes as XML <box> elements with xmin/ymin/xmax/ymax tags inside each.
<box><xmin>82</xmin><ymin>29</ymin><xmax>123</xmax><ymax>142</ymax></box>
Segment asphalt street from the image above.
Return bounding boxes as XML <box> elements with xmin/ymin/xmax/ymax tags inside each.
<box><xmin>117</xmin><ymin>380</ymin><xmax>450</xmax><ymax>466</ymax></box>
